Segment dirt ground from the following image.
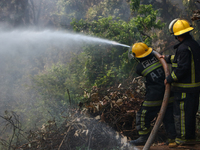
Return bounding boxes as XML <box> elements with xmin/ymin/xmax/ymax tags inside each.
<box><xmin>136</xmin><ymin>144</ymin><xmax>200</xmax><ymax>150</ymax></box>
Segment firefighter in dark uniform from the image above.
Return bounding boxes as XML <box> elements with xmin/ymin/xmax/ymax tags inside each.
<box><xmin>163</xmin><ymin>18</ymin><xmax>200</xmax><ymax>147</ymax></box>
<box><xmin>129</xmin><ymin>42</ymin><xmax>176</xmax><ymax>146</ymax></box>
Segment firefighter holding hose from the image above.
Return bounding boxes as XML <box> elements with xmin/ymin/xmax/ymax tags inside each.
<box><xmin>129</xmin><ymin>43</ymin><xmax>176</xmax><ymax>146</ymax></box>
<box><xmin>161</xmin><ymin>18</ymin><xmax>200</xmax><ymax>148</ymax></box>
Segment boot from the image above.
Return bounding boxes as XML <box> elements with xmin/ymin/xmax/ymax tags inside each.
<box><xmin>129</xmin><ymin>135</ymin><xmax>149</xmax><ymax>146</ymax></box>
<box><xmin>168</xmin><ymin>139</ymin><xmax>196</xmax><ymax>148</ymax></box>
<box><xmin>168</xmin><ymin>142</ymin><xmax>179</xmax><ymax>148</ymax></box>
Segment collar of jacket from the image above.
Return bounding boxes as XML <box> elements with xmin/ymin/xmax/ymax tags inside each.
<box><xmin>173</xmin><ymin>34</ymin><xmax>193</xmax><ymax>49</ymax></box>
<box><xmin>137</xmin><ymin>52</ymin><xmax>154</xmax><ymax>62</ymax></box>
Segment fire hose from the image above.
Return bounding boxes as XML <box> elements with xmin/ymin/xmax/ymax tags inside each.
<box><xmin>142</xmin><ymin>51</ymin><xmax>171</xmax><ymax>150</ymax></box>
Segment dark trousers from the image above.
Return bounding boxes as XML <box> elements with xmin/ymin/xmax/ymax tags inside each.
<box><xmin>173</xmin><ymin>92</ymin><xmax>199</xmax><ymax>142</ymax></box>
<box><xmin>136</xmin><ymin>103</ymin><xmax>176</xmax><ymax>139</ymax></box>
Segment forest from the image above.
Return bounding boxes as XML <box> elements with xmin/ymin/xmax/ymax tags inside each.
<box><xmin>0</xmin><ymin>0</ymin><xmax>200</xmax><ymax>149</ymax></box>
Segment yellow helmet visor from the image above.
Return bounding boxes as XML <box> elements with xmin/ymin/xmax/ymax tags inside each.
<box><xmin>174</xmin><ymin>27</ymin><xmax>194</xmax><ymax>36</ymax></box>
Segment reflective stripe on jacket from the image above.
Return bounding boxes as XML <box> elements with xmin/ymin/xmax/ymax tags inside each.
<box><xmin>136</xmin><ymin>53</ymin><xmax>165</xmax><ymax>102</ymax></box>
<box><xmin>165</xmin><ymin>35</ymin><xmax>200</xmax><ymax>92</ymax></box>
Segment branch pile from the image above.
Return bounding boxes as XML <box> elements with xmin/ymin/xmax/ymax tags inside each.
<box><xmin>15</xmin><ymin>115</ymin><xmax>133</xmax><ymax>150</ymax></box>
<box><xmin>82</xmin><ymin>76</ymin><xmax>145</xmax><ymax>139</ymax></box>
<box><xmin>6</xmin><ymin>77</ymin><xmax>146</xmax><ymax>150</ymax></box>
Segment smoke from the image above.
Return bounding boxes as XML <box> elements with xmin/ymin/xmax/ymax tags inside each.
<box><xmin>0</xmin><ymin>29</ymin><xmax>118</xmax><ymax>55</ymax></box>
<box><xmin>0</xmin><ymin>27</ymin><xmax>135</xmax><ymax>149</ymax></box>
<box><xmin>170</xmin><ymin>0</ymin><xmax>185</xmax><ymax>10</ymax></box>
<box><xmin>0</xmin><ymin>28</ymin><xmax>122</xmax><ymax>118</ymax></box>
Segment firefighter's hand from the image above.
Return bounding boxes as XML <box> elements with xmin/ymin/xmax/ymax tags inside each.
<box><xmin>164</xmin><ymin>79</ymin><xmax>168</xmax><ymax>85</ymax></box>
<box><xmin>160</xmin><ymin>55</ymin><xmax>165</xmax><ymax>59</ymax></box>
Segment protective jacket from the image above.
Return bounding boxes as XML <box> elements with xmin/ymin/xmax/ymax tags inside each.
<box><xmin>165</xmin><ymin>35</ymin><xmax>200</xmax><ymax>93</ymax></box>
<box><xmin>135</xmin><ymin>52</ymin><xmax>176</xmax><ymax>139</ymax></box>
<box><xmin>136</xmin><ymin>53</ymin><xmax>165</xmax><ymax>106</ymax></box>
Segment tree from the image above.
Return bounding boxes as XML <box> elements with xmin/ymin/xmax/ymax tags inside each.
<box><xmin>183</xmin><ymin>0</ymin><xmax>200</xmax><ymax>42</ymax></box>
<box><xmin>133</xmin><ymin>0</ymin><xmax>189</xmax><ymax>54</ymax></box>
<box><xmin>70</xmin><ymin>2</ymin><xmax>164</xmax><ymax>87</ymax></box>
<box><xmin>55</xmin><ymin>0</ymin><xmax>103</xmax><ymax>28</ymax></box>
<box><xmin>86</xmin><ymin>0</ymin><xmax>130</xmax><ymax>21</ymax></box>
<box><xmin>0</xmin><ymin>0</ymin><xmax>29</xmax><ymax>27</ymax></box>
<box><xmin>0</xmin><ymin>0</ymin><xmax>57</xmax><ymax>28</ymax></box>
<box><xmin>29</xmin><ymin>0</ymin><xmax>57</xmax><ymax>27</ymax></box>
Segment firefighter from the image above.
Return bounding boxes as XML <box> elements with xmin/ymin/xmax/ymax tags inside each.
<box><xmin>129</xmin><ymin>42</ymin><xmax>176</xmax><ymax>146</ymax></box>
<box><xmin>161</xmin><ymin>18</ymin><xmax>200</xmax><ymax>147</ymax></box>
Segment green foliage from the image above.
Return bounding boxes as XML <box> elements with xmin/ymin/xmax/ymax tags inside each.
<box><xmin>33</xmin><ymin>64</ymin><xmax>67</xmax><ymax>98</ymax></box>
<box><xmin>55</xmin><ymin>0</ymin><xmax>102</xmax><ymax>27</ymax></box>
<box><xmin>132</xmin><ymin>4</ymin><xmax>165</xmax><ymax>45</ymax></box>
<box><xmin>136</xmin><ymin>0</ymin><xmax>187</xmax><ymax>54</ymax></box>
<box><xmin>0</xmin><ymin>0</ymin><xmax>164</xmax><ymax>130</ymax></box>
<box><xmin>0</xmin><ymin>1</ymin><xmax>165</xmax><ymax>128</ymax></box>
<box><xmin>55</xmin><ymin>0</ymin><xmax>130</xmax><ymax>28</ymax></box>
<box><xmin>130</xmin><ymin>0</ymin><xmax>140</xmax><ymax>12</ymax></box>
<box><xmin>31</xmin><ymin>50</ymin><xmax>91</xmax><ymax>109</ymax></box>
<box><xmin>32</xmin><ymin>64</ymin><xmax>73</xmax><ymax>105</ymax></box>
<box><xmin>86</xmin><ymin>0</ymin><xmax>130</xmax><ymax>21</ymax></box>
<box><xmin>0</xmin><ymin>0</ymin><xmax>29</xmax><ymax>26</ymax></box>
<box><xmin>71</xmin><ymin>17</ymin><xmax>138</xmax><ymax>87</ymax></box>
<box><xmin>53</xmin><ymin>0</ymin><xmax>164</xmax><ymax>90</ymax></box>
<box><xmin>31</xmin><ymin>63</ymin><xmax>69</xmax><ymax>114</ymax></box>
<box><xmin>72</xmin><ymin>16</ymin><xmax>138</xmax><ymax>44</ymax></box>
<box><xmin>70</xmin><ymin>3</ymin><xmax>164</xmax><ymax>87</ymax></box>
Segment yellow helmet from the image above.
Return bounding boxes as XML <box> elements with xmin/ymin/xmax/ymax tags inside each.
<box><xmin>169</xmin><ymin>19</ymin><xmax>194</xmax><ymax>36</ymax></box>
<box><xmin>132</xmin><ymin>42</ymin><xmax>152</xmax><ymax>58</ymax></box>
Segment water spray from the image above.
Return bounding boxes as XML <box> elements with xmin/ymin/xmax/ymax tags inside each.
<box><xmin>111</xmin><ymin>41</ymin><xmax>130</xmax><ymax>48</ymax></box>
<box><xmin>111</xmin><ymin>41</ymin><xmax>134</xmax><ymax>61</ymax></box>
